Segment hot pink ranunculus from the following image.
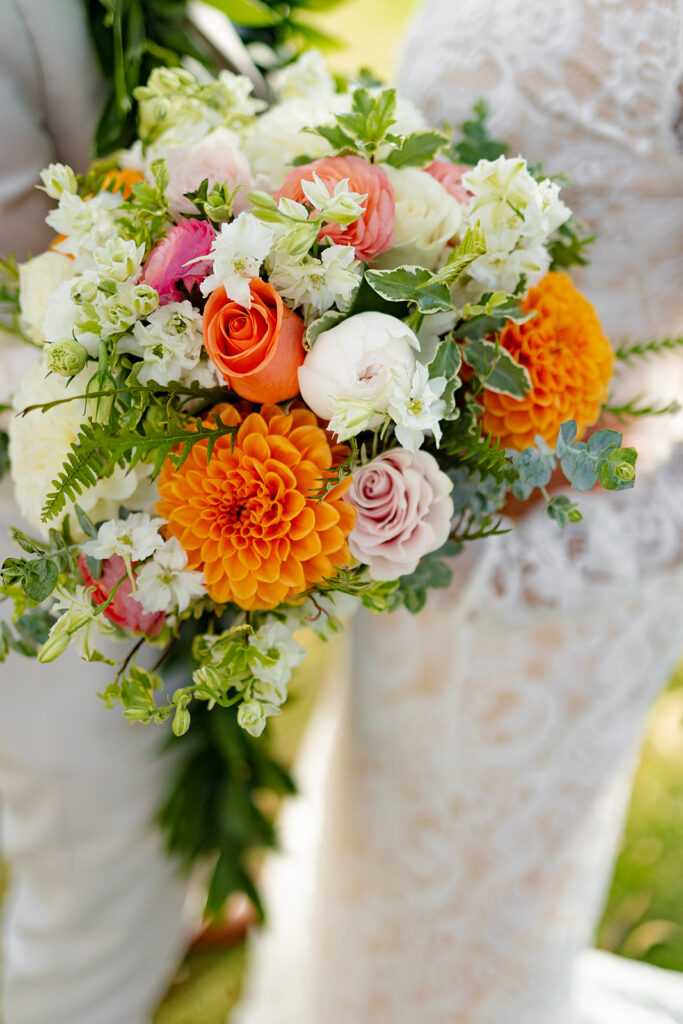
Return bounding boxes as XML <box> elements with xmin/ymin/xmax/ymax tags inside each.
<box><xmin>345</xmin><ymin>449</ymin><xmax>453</xmax><ymax>581</ymax></box>
<box><xmin>141</xmin><ymin>219</ymin><xmax>216</xmax><ymax>304</ymax></box>
<box><xmin>277</xmin><ymin>155</ymin><xmax>394</xmax><ymax>263</ymax></box>
<box><xmin>424</xmin><ymin>159</ymin><xmax>472</xmax><ymax>206</ymax></box>
<box><xmin>79</xmin><ymin>554</ymin><xmax>165</xmax><ymax>637</ymax></box>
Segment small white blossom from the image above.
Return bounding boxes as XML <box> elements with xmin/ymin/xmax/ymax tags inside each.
<box><xmin>237</xmin><ymin>700</ymin><xmax>268</xmax><ymax>737</ymax></box>
<box><xmin>135</xmin><ymin>538</ymin><xmax>206</xmax><ymax>614</ymax></box>
<box><xmin>249</xmin><ymin>619</ymin><xmax>306</xmax><ymax>696</ymax></box>
<box><xmin>269</xmin><ymin>50</ymin><xmax>336</xmax><ymax>102</ymax></box>
<box><xmin>46</xmin><ymin>190</ymin><xmax>121</xmax><ymax>267</ymax></box>
<box><xmin>83</xmin><ymin>512</ymin><xmax>165</xmax><ymax>564</ymax></box>
<box><xmin>387</xmin><ymin>363</ymin><xmax>447</xmax><ymax>452</ymax></box>
<box><xmin>267</xmin><ymin>245</ymin><xmax>360</xmax><ymax>315</ymax></box>
<box><xmin>301</xmin><ymin>173</ymin><xmax>367</xmax><ymax>227</ymax></box>
<box><xmin>40</xmin><ymin>585</ymin><xmax>118</xmax><ymax>662</ymax></box>
<box><xmin>93</xmin><ymin>238</ymin><xmax>146</xmax><ymax>282</ymax></box>
<box><xmin>200</xmin><ymin>213</ymin><xmax>274</xmax><ymax>305</ymax></box>
<box><xmin>95</xmin><ymin>282</ymin><xmax>159</xmax><ymax>339</ymax></box>
<box><xmin>118</xmin><ymin>301</ymin><xmax>217</xmax><ymax>386</ymax></box>
<box><xmin>40</xmin><ymin>163</ymin><xmax>78</xmax><ymax>200</ymax></box>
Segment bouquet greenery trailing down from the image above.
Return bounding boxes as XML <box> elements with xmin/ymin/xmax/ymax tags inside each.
<box><xmin>2</xmin><ymin>50</ymin><xmax>680</xmax><ymax>914</ymax></box>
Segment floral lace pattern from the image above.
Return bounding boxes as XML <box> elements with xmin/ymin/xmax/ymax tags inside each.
<box><xmin>236</xmin><ymin>2</ymin><xmax>683</xmax><ymax>1021</ymax></box>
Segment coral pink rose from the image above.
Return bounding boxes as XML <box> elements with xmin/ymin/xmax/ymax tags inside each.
<box><xmin>345</xmin><ymin>449</ymin><xmax>453</xmax><ymax>580</ymax></box>
<box><xmin>141</xmin><ymin>220</ymin><xmax>216</xmax><ymax>304</ymax></box>
<box><xmin>79</xmin><ymin>554</ymin><xmax>165</xmax><ymax>637</ymax></box>
<box><xmin>277</xmin><ymin>155</ymin><xmax>394</xmax><ymax>262</ymax></box>
<box><xmin>424</xmin><ymin>160</ymin><xmax>472</xmax><ymax>205</ymax></box>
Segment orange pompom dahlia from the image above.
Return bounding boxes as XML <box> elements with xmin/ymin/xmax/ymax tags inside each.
<box><xmin>480</xmin><ymin>272</ymin><xmax>614</xmax><ymax>451</ymax></box>
<box><xmin>157</xmin><ymin>404</ymin><xmax>355</xmax><ymax>610</ymax></box>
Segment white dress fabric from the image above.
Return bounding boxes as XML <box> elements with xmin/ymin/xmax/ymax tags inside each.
<box><xmin>234</xmin><ymin>1</ymin><xmax>683</xmax><ymax>1022</ymax></box>
<box><xmin>0</xmin><ymin>2</ymin><xmax>190</xmax><ymax>1021</ymax></box>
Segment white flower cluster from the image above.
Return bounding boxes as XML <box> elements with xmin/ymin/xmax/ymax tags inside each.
<box><xmin>135</xmin><ymin>538</ymin><xmax>206</xmax><ymax>616</ymax></box>
<box><xmin>118</xmin><ymin>301</ymin><xmax>219</xmax><ymax>387</ymax></box>
<box><xmin>238</xmin><ymin>619</ymin><xmax>307</xmax><ymax>736</ymax></box>
<box><xmin>461</xmin><ymin>155</ymin><xmax>570</xmax><ymax>292</ymax></box>
<box><xmin>201</xmin><ymin>213</ymin><xmax>274</xmax><ymax>305</ymax></box>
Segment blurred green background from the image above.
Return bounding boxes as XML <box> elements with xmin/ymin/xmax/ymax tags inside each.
<box><xmin>3</xmin><ymin>2</ymin><xmax>683</xmax><ymax>1022</ymax></box>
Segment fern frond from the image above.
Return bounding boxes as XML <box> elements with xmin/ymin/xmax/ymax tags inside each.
<box><xmin>602</xmin><ymin>395</ymin><xmax>681</xmax><ymax>423</ymax></box>
<box><xmin>41</xmin><ymin>415</ymin><xmax>239</xmax><ymax>523</ymax></box>
<box><xmin>441</xmin><ymin>420</ymin><xmax>513</xmax><ymax>484</ymax></box>
<box><xmin>614</xmin><ymin>335</ymin><xmax>683</xmax><ymax>365</ymax></box>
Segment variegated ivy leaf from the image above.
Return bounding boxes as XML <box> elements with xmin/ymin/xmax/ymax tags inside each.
<box><xmin>365</xmin><ymin>266</ymin><xmax>453</xmax><ymax>313</ymax></box>
<box><xmin>427</xmin><ymin>335</ymin><xmax>462</xmax><ymax>419</ymax></box>
<box><xmin>304</xmin><ymin>310</ymin><xmax>346</xmax><ymax>350</ymax></box>
<box><xmin>463</xmin><ymin>338</ymin><xmax>531</xmax><ymax>398</ymax></box>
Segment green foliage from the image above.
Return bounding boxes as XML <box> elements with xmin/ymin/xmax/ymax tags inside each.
<box><xmin>556</xmin><ymin>421</ymin><xmax>637</xmax><ymax>492</ymax></box>
<box><xmin>548</xmin><ymin>217</ymin><xmax>595</xmax><ymax>271</ymax></box>
<box><xmin>452</xmin><ymin>294</ymin><xmax>532</xmax><ymax>341</ymax></box>
<box><xmin>440</xmin><ymin>417</ymin><xmax>513</xmax><ymax>486</ymax></box>
<box><xmin>390</xmin><ymin>542</ymin><xmax>460</xmax><ymax>614</ymax></box>
<box><xmin>304</xmin><ymin>309</ymin><xmax>346</xmax><ymax>349</ymax></box>
<box><xmin>448</xmin><ymin>99</ymin><xmax>509</xmax><ymax>165</ymax></box>
<box><xmin>114</xmin><ymin>159</ymin><xmax>170</xmax><ymax>248</ymax></box>
<box><xmin>0</xmin><ymin>429</ymin><xmax>9</xmax><ymax>481</ymax></box>
<box><xmin>463</xmin><ymin>338</ymin><xmax>532</xmax><ymax>398</ymax></box>
<box><xmin>365</xmin><ymin>266</ymin><xmax>453</xmax><ymax>313</ymax></box>
<box><xmin>384</xmin><ymin>129</ymin><xmax>449</xmax><ymax>169</ymax></box>
<box><xmin>184</xmin><ymin>178</ymin><xmax>245</xmax><ymax>224</ymax></box>
<box><xmin>427</xmin><ymin>226</ymin><xmax>487</xmax><ymax>289</ymax></box>
<box><xmin>602</xmin><ymin>395</ymin><xmax>681</xmax><ymax>423</ymax></box>
<box><xmin>0</xmin><ymin>254</ymin><xmax>32</xmax><ymax>345</ymax></box>
<box><xmin>428</xmin><ymin>335</ymin><xmax>463</xmax><ymax>419</ymax></box>
<box><xmin>1</xmin><ymin>524</ymin><xmax>79</xmax><ymax>603</ymax></box>
<box><xmin>315</xmin><ymin>567</ymin><xmax>399</xmax><ymax>613</ymax></box>
<box><xmin>546</xmin><ymin>494</ymin><xmax>582</xmax><ymax>527</ymax></box>
<box><xmin>0</xmin><ymin>607</ymin><xmax>55</xmax><ymax>662</ymax></box>
<box><xmin>614</xmin><ymin>335</ymin><xmax>683</xmax><ymax>366</ymax></box>
<box><xmin>40</xmin><ymin>412</ymin><xmax>239</xmax><ymax>523</ymax></box>
<box><xmin>509</xmin><ymin>439</ymin><xmax>555</xmax><ymax>499</ymax></box>
<box><xmin>159</xmin><ymin>699</ymin><xmax>294</xmax><ymax>920</ymax></box>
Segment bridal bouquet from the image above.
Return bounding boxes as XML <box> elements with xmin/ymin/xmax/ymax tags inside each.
<box><xmin>1</xmin><ymin>52</ymin><xmax>638</xmax><ymax>739</ymax></box>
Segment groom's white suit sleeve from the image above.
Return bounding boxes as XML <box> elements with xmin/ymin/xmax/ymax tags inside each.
<box><xmin>0</xmin><ymin>2</ymin><xmax>190</xmax><ymax>1022</ymax></box>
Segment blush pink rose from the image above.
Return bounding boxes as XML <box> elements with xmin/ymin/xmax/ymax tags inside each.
<box><xmin>79</xmin><ymin>554</ymin><xmax>165</xmax><ymax>637</ymax></box>
<box><xmin>277</xmin><ymin>154</ymin><xmax>395</xmax><ymax>262</ymax></box>
<box><xmin>424</xmin><ymin>160</ymin><xmax>472</xmax><ymax>206</ymax></box>
<box><xmin>345</xmin><ymin>449</ymin><xmax>453</xmax><ymax>580</ymax></box>
<box><xmin>163</xmin><ymin>127</ymin><xmax>253</xmax><ymax>216</ymax></box>
<box><xmin>141</xmin><ymin>220</ymin><xmax>216</xmax><ymax>304</ymax></box>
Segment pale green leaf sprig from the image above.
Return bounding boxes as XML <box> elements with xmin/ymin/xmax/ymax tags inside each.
<box><xmin>302</xmin><ymin>86</ymin><xmax>448</xmax><ymax>167</ymax></box>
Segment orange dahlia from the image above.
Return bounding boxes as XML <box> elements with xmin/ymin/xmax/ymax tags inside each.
<box><xmin>480</xmin><ymin>272</ymin><xmax>614</xmax><ymax>451</ymax></box>
<box><xmin>156</xmin><ymin>404</ymin><xmax>356</xmax><ymax>610</ymax></box>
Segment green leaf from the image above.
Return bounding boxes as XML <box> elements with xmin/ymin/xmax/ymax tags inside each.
<box><xmin>546</xmin><ymin>495</ymin><xmax>583</xmax><ymax>527</ymax></box>
<box><xmin>463</xmin><ymin>339</ymin><xmax>531</xmax><ymax>398</ymax></box>
<box><xmin>428</xmin><ymin>336</ymin><xmax>462</xmax><ymax>418</ymax></box>
<box><xmin>365</xmin><ymin>266</ymin><xmax>453</xmax><ymax>313</ymax></box>
<box><xmin>384</xmin><ymin>129</ymin><xmax>449</xmax><ymax>168</ymax></box>
<box><xmin>201</xmin><ymin>0</ymin><xmax>280</xmax><ymax>27</ymax></box>
<box><xmin>304</xmin><ymin>309</ymin><xmax>346</xmax><ymax>349</ymax></box>
<box><xmin>394</xmin><ymin>554</ymin><xmax>453</xmax><ymax>615</ymax></box>
<box><xmin>428</xmin><ymin>226</ymin><xmax>487</xmax><ymax>288</ymax></box>
<box><xmin>74</xmin><ymin>504</ymin><xmax>98</xmax><ymax>539</ymax></box>
<box><xmin>305</xmin><ymin>122</ymin><xmax>359</xmax><ymax>155</ymax></box>
<box><xmin>448</xmin><ymin>99</ymin><xmax>509</xmax><ymax>165</ymax></box>
<box><xmin>23</xmin><ymin>560</ymin><xmax>59</xmax><ymax>603</ymax></box>
<box><xmin>600</xmin><ymin>446</ymin><xmax>637</xmax><ymax>491</ymax></box>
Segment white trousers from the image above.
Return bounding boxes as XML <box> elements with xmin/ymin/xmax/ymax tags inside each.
<box><xmin>0</xmin><ymin>491</ymin><xmax>190</xmax><ymax>1024</ymax></box>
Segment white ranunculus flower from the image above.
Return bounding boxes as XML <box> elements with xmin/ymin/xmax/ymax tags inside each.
<box><xmin>18</xmin><ymin>252</ymin><xmax>74</xmax><ymax>345</ymax></box>
<box><xmin>376</xmin><ymin>166</ymin><xmax>463</xmax><ymax>271</ymax></box>
<box><xmin>156</xmin><ymin>127</ymin><xmax>253</xmax><ymax>216</ymax></box>
<box><xmin>243</xmin><ymin>94</ymin><xmax>351</xmax><ymax>192</ymax></box>
<box><xmin>9</xmin><ymin>359</ymin><xmax>155</xmax><ymax>537</ymax></box>
<box><xmin>298</xmin><ymin>311</ymin><xmax>419</xmax><ymax>440</ymax></box>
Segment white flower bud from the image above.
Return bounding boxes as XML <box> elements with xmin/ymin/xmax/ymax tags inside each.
<box><xmin>237</xmin><ymin>700</ymin><xmax>267</xmax><ymax>737</ymax></box>
<box><xmin>46</xmin><ymin>338</ymin><xmax>89</xmax><ymax>377</ymax></box>
<box><xmin>40</xmin><ymin>162</ymin><xmax>78</xmax><ymax>199</ymax></box>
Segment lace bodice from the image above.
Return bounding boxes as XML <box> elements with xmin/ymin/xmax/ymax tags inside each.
<box><xmin>234</xmin><ymin>3</ymin><xmax>683</xmax><ymax>1023</ymax></box>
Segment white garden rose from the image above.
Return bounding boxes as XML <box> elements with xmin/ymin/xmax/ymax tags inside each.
<box><xmin>298</xmin><ymin>311</ymin><xmax>419</xmax><ymax>441</ymax></box>
<box><xmin>9</xmin><ymin>359</ymin><xmax>155</xmax><ymax>537</ymax></box>
<box><xmin>18</xmin><ymin>252</ymin><xmax>73</xmax><ymax>344</ymax></box>
<box><xmin>376</xmin><ymin>166</ymin><xmax>463</xmax><ymax>270</ymax></box>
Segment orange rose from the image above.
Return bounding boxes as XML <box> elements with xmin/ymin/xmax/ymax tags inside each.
<box><xmin>203</xmin><ymin>279</ymin><xmax>306</xmax><ymax>404</ymax></box>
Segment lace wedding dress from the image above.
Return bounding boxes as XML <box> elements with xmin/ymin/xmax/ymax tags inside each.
<box><xmin>234</xmin><ymin>1</ymin><xmax>683</xmax><ymax>1021</ymax></box>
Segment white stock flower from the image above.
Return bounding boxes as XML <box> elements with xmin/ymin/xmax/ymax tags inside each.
<box><xmin>135</xmin><ymin>538</ymin><xmax>206</xmax><ymax>614</ymax></box>
<box><xmin>299</xmin><ymin>312</ymin><xmax>419</xmax><ymax>439</ymax></box>
<box><xmin>82</xmin><ymin>512</ymin><xmax>165</xmax><ymax>563</ymax></box>
<box><xmin>18</xmin><ymin>252</ymin><xmax>73</xmax><ymax>344</ymax></box>
<box><xmin>95</xmin><ymin>282</ymin><xmax>159</xmax><ymax>340</ymax></box>
<box><xmin>387</xmin><ymin>363</ymin><xmax>447</xmax><ymax>451</ymax></box>
<box><xmin>243</xmin><ymin>94</ymin><xmax>351</xmax><ymax>191</ymax></box>
<box><xmin>118</xmin><ymin>301</ymin><xmax>217</xmax><ymax>386</ymax></box>
<box><xmin>301</xmin><ymin>173</ymin><xmax>367</xmax><ymax>226</ymax></box>
<box><xmin>46</xmin><ymin>190</ymin><xmax>121</xmax><ymax>267</ymax></box>
<box><xmin>9</xmin><ymin>359</ymin><xmax>155</xmax><ymax>537</ymax></box>
<box><xmin>248</xmin><ymin>618</ymin><xmax>306</xmax><ymax>705</ymax></box>
<box><xmin>462</xmin><ymin>156</ymin><xmax>570</xmax><ymax>289</ymax></box>
<box><xmin>269</xmin><ymin>50</ymin><xmax>336</xmax><ymax>102</ymax></box>
<box><xmin>42</xmin><ymin>585</ymin><xmax>118</xmax><ymax>662</ymax></box>
<box><xmin>157</xmin><ymin>127</ymin><xmax>253</xmax><ymax>216</ymax></box>
<box><xmin>376</xmin><ymin>166</ymin><xmax>462</xmax><ymax>271</ymax></box>
<box><xmin>93</xmin><ymin>238</ymin><xmax>146</xmax><ymax>282</ymax></box>
<box><xmin>237</xmin><ymin>700</ymin><xmax>268</xmax><ymax>737</ymax></box>
<box><xmin>39</xmin><ymin>163</ymin><xmax>78</xmax><ymax>200</ymax></box>
<box><xmin>200</xmin><ymin>213</ymin><xmax>274</xmax><ymax>305</ymax></box>
<box><xmin>267</xmin><ymin>245</ymin><xmax>360</xmax><ymax>315</ymax></box>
